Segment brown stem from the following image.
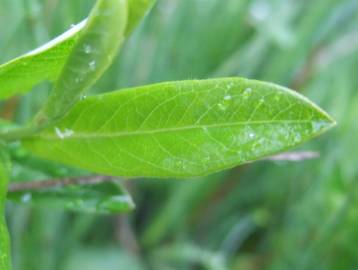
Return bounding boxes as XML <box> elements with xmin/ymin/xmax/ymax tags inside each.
<box><xmin>8</xmin><ymin>175</ymin><xmax>116</xmax><ymax>193</ymax></box>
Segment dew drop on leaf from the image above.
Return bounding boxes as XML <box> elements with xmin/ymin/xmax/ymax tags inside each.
<box><xmin>89</xmin><ymin>60</ymin><xmax>96</xmax><ymax>71</ymax></box>
<box><xmin>84</xmin><ymin>44</ymin><xmax>92</xmax><ymax>54</ymax></box>
<box><xmin>294</xmin><ymin>133</ymin><xmax>302</xmax><ymax>143</ymax></box>
<box><xmin>312</xmin><ymin>121</ymin><xmax>328</xmax><ymax>133</ymax></box>
<box><xmin>243</xmin><ymin>87</ymin><xmax>253</xmax><ymax>99</ymax></box>
<box><xmin>244</xmin><ymin>87</ymin><xmax>252</xmax><ymax>94</ymax></box>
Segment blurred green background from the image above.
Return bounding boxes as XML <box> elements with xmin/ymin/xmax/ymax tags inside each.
<box><xmin>1</xmin><ymin>0</ymin><xmax>358</xmax><ymax>269</ymax></box>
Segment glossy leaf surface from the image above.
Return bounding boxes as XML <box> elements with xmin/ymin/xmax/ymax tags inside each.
<box><xmin>35</xmin><ymin>0</ymin><xmax>128</xmax><ymax>124</ymax></box>
<box><xmin>23</xmin><ymin>78</ymin><xmax>335</xmax><ymax>178</ymax></box>
<box><xmin>0</xmin><ymin>0</ymin><xmax>156</xmax><ymax>101</ymax></box>
<box><xmin>0</xmin><ymin>20</ymin><xmax>85</xmax><ymax>100</ymax></box>
<box><xmin>8</xmin><ymin>179</ymin><xmax>134</xmax><ymax>214</ymax></box>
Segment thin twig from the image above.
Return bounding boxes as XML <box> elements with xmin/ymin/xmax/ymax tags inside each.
<box><xmin>8</xmin><ymin>175</ymin><xmax>116</xmax><ymax>193</ymax></box>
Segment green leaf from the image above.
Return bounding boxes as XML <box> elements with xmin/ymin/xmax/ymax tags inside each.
<box><xmin>8</xmin><ymin>179</ymin><xmax>134</xmax><ymax>214</ymax></box>
<box><xmin>0</xmin><ymin>20</ymin><xmax>85</xmax><ymax>100</ymax></box>
<box><xmin>127</xmin><ymin>0</ymin><xmax>157</xmax><ymax>34</ymax></box>
<box><xmin>0</xmin><ymin>146</ymin><xmax>11</xmax><ymax>270</ymax></box>
<box><xmin>0</xmin><ymin>0</ymin><xmax>156</xmax><ymax>101</ymax></box>
<box><xmin>22</xmin><ymin>78</ymin><xmax>336</xmax><ymax>178</ymax></box>
<box><xmin>35</xmin><ymin>0</ymin><xmax>129</xmax><ymax>125</ymax></box>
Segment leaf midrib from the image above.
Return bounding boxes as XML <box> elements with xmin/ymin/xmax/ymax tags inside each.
<box><xmin>33</xmin><ymin>119</ymin><xmax>319</xmax><ymax>141</ymax></box>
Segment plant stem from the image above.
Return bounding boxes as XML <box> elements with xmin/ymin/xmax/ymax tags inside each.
<box><xmin>0</xmin><ymin>146</ymin><xmax>11</xmax><ymax>270</ymax></box>
<box><xmin>8</xmin><ymin>175</ymin><xmax>118</xmax><ymax>192</ymax></box>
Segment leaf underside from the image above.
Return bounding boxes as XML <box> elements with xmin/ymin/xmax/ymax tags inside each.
<box><xmin>0</xmin><ymin>20</ymin><xmax>84</xmax><ymax>100</ymax></box>
<box><xmin>8</xmin><ymin>180</ymin><xmax>135</xmax><ymax>214</ymax></box>
<box><xmin>0</xmin><ymin>0</ymin><xmax>156</xmax><ymax>100</ymax></box>
<box><xmin>22</xmin><ymin>78</ymin><xmax>335</xmax><ymax>178</ymax></box>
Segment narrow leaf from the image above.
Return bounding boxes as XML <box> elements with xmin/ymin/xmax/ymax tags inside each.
<box><xmin>0</xmin><ymin>20</ymin><xmax>85</xmax><ymax>100</ymax></box>
<box><xmin>22</xmin><ymin>78</ymin><xmax>336</xmax><ymax>178</ymax></box>
<box><xmin>127</xmin><ymin>0</ymin><xmax>157</xmax><ymax>34</ymax></box>
<box><xmin>0</xmin><ymin>146</ymin><xmax>11</xmax><ymax>270</ymax></box>
<box><xmin>8</xmin><ymin>178</ymin><xmax>134</xmax><ymax>214</ymax></box>
<box><xmin>0</xmin><ymin>0</ymin><xmax>156</xmax><ymax>100</ymax></box>
<box><xmin>35</xmin><ymin>0</ymin><xmax>128</xmax><ymax>125</ymax></box>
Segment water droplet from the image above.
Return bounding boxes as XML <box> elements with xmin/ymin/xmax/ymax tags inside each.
<box><xmin>312</xmin><ymin>121</ymin><xmax>328</xmax><ymax>133</ymax></box>
<box><xmin>89</xmin><ymin>60</ymin><xmax>96</xmax><ymax>71</ymax></box>
<box><xmin>80</xmin><ymin>95</ymin><xmax>87</xmax><ymax>101</ymax></box>
<box><xmin>249</xmin><ymin>132</ymin><xmax>256</xmax><ymax>139</ymax></box>
<box><xmin>244</xmin><ymin>87</ymin><xmax>252</xmax><ymax>94</ymax></box>
<box><xmin>55</xmin><ymin>127</ymin><xmax>74</xmax><ymax>139</ymax></box>
<box><xmin>21</xmin><ymin>193</ymin><xmax>32</xmax><ymax>203</ymax></box>
<box><xmin>243</xmin><ymin>88</ymin><xmax>253</xmax><ymax>99</ymax></box>
<box><xmin>84</xmin><ymin>44</ymin><xmax>92</xmax><ymax>54</ymax></box>
<box><xmin>224</xmin><ymin>95</ymin><xmax>232</xmax><ymax>100</ymax></box>
<box><xmin>294</xmin><ymin>133</ymin><xmax>302</xmax><ymax>143</ymax></box>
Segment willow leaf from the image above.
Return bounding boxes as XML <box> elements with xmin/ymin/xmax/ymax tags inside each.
<box><xmin>127</xmin><ymin>0</ymin><xmax>157</xmax><ymax>33</ymax></box>
<box><xmin>22</xmin><ymin>78</ymin><xmax>335</xmax><ymax>178</ymax></box>
<box><xmin>8</xmin><ymin>180</ymin><xmax>134</xmax><ymax>214</ymax></box>
<box><xmin>0</xmin><ymin>20</ymin><xmax>85</xmax><ymax>100</ymax></box>
<box><xmin>0</xmin><ymin>0</ymin><xmax>156</xmax><ymax>101</ymax></box>
<box><xmin>35</xmin><ymin>0</ymin><xmax>128</xmax><ymax>125</ymax></box>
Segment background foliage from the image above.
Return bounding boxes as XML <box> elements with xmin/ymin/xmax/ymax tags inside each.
<box><xmin>0</xmin><ymin>0</ymin><xmax>357</xmax><ymax>269</ymax></box>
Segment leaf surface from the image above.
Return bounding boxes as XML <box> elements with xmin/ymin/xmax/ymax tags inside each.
<box><xmin>0</xmin><ymin>146</ymin><xmax>11</xmax><ymax>270</ymax></box>
<box><xmin>0</xmin><ymin>20</ymin><xmax>85</xmax><ymax>100</ymax></box>
<box><xmin>22</xmin><ymin>78</ymin><xmax>335</xmax><ymax>178</ymax></box>
<box><xmin>35</xmin><ymin>0</ymin><xmax>128</xmax><ymax>124</ymax></box>
<box><xmin>0</xmin><ymin>0</ymin><xmax>156</xmax><ymax>101</ymax></box>
<box><xmin>8</xmin><ymin>179</ymin><xmax>134</xmax><ymax>214</ymax></box>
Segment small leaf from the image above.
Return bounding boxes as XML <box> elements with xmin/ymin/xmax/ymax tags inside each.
<box><xmin>8</xmin><ymin>179</ymin><xmax>134</xmax><ymax>214</ymax></box>
<box><xmin>22</xmin><ymin>78</ymin><xmax>336</xmax><ymax>178</ymax></box>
